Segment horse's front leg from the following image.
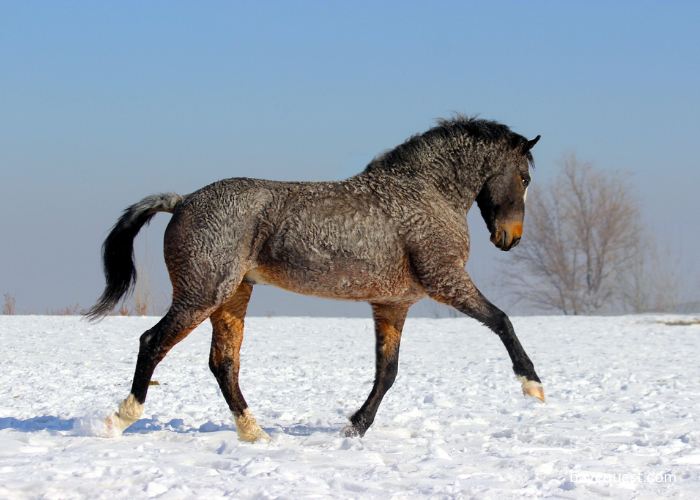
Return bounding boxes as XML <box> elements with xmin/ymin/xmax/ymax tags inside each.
<box><xmin>343</xmin><ymin>302</ymin><xmax>410</xmax><ymax>438</ymax></box>
<box><xmin>418</xmin><ymin>265</ymin><xmax>544</xmax><ymax>402</ymax></box>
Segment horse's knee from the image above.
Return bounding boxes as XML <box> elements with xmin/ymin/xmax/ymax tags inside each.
<box><xmin>484</xmin><ymin>310</ymin><xmax>512</xmax><ymax>334</ymax></box>
<box><xmin>497</xmin><ymin>310</ymin><xmax>511</xmax><ymax>328</ymax></box>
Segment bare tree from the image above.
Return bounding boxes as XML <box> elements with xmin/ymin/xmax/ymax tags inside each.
<box><xmin>501</xmin><ymin>153</ymin><xmax>644</xmax><ymax>315</ymax></box>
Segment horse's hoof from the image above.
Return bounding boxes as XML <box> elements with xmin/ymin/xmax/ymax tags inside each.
<box><xmin>521</xmin><ymin>381</ymin><xmax>545</xmax><ymax>402</ymax></box>
<box><xmin>103</xmin><ymin>394</ymin><xmax>144</xmax><ymax>437</ymax></box>
<box><xmin>340</xmin><ymin>424</ymin><xmax>360</xmax><ymax>438</ymax></box>
<box><xmin>238</xmin><ymin>428</ymin><xmax>272</xmax><ymax>443</ymax></box>
<box><xmin>523</xmin><ymin>386</ymin><xmax>545</xmax><ymax>402</ymax></box>
<box><xmin>234</xmin><ymin>409</ymin><xmax>271</xmax><ymax>443</ymax></box>
<box><xmin>253</xmin><ymin>429</ymin><xmax>272</xmax><ymax>443</ymax></box>
<box><xmin>103</xmin><ymin>412</ymin><xmax>123</xmax><ymax>438</ymax></box>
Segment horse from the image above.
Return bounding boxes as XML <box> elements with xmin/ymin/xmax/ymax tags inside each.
<box><xmin>86</xmin><ymin>115</ymin><xmax>543</xmax><ymax>442</ymax></box>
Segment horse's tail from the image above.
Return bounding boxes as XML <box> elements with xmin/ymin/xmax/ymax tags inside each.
<box><xmin>84</xmin><ymin>193</ymin><xmax>183</xmax><ymax>322</ymax></box>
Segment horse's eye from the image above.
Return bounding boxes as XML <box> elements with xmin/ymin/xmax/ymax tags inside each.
<box><xmin>522</xmin><ymin>178</ymin><xmax>530</xmax><ymax>188</ymax></box>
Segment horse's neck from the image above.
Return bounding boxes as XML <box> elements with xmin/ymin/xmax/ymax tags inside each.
<box><xmin>362</xmin><ymin>163</ymin><xmax>482</xmax><ymax>219</ymax></box>
<box><xmin>363</xmin><ymin>135</ymin><xmax>494</xmax><ymax>214</ymax></box>
<box><xmin>419</xmin><ymin>147</ymin><xmax>489</xmax><ymax>215</ymax></box>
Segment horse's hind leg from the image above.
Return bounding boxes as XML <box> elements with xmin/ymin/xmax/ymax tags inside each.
<box><xmin>343</xmin><ymin>302</ymin><xmax>410</xmax><ymax>438</ymax></box>
<box><xmin>105</xmin><ymin>304</ymin><xmax>213</xmax><ymax>435</ymax></box>
<box><xmin>209</xmin><ymin>282</ymin><xmax>270</xmax><ymax>443</ymax></box>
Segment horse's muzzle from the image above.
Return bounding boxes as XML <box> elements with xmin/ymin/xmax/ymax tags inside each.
<box><xmin>491</xmin><ymin>221</ymin><xmax>523</xmax><ymax>251</ymax></box>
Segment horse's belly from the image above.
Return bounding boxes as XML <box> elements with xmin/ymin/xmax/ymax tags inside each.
<box><xmin>249</xmin><ymin>204</ymin><xmax>426</xmax><ymax>301</ymax></box>
<box><xmin>243</xmin><ymin>258</ymin><xmax>423</xmax><ymax>302</ymax></box>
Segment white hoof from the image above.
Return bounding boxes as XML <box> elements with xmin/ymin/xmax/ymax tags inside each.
<box><xmin>518</xmin><ymin>376</ymin><xmax>545</xmax><ymax>402</ymax></box>
<box><xmin>103</xmin><ymin>412</ymin><xmax>123</xmax><ymax>438</ymax></box>
<box><xmin>103</xmin><ymin>394</ymin><xmax>144</xmax><ymax>437</ymax></box>
<box><xmin>235</xmin><ymin>409</ymin><xmax>271</xmax><ymax>443</ymax></box>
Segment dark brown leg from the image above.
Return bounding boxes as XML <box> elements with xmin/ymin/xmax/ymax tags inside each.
<box><xmin>343</xmin><ymin>302</ymin><xmax>410</xmax><ymax>438</ymax></box>
<box><xmin>209</xmin><ymin>282</ymin><xmax>270</xmax><ymax>442</ymax></box>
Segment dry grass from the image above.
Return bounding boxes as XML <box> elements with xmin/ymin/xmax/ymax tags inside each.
<box><xmin>132</xmin><ymin>235</ymin><xmax>160</xmax><ymax>315</ymax></box>
<box><xmin>118</xmin><ymin>304</ymin><xmax>132</xmax><ymax>316</ymax></box>
<box><xmin>3</xmin><ymin>293</ymin><xmax>17</xmax><ymax>315</ymax></box>
<box><xmin>662</xmin><ymin>320</ymin><xmax>700</xmax><ymax>326</ymax></box>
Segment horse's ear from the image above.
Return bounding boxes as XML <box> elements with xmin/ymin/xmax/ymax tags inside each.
<box><xmin>523</xmin><ymin>135</ymin><xmax>541</xmax><ymax>153</ymax></box>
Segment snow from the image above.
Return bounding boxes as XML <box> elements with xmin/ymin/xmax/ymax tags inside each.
<box><xmin>1</xmin><ymin>314</ymin><xmax>700</xmax><ymax>499</ymax></box>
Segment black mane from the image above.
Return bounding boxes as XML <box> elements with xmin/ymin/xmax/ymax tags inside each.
<box><xmin>365</xmin><ymin>115</ymin><xmax>534</xmax><ymax>173</ymax></box>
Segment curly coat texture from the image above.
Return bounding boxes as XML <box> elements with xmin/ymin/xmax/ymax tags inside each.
<box><xmin>89</xmin><ymin>116</ymin><xmax>542</xmax><ymax>440</ymax></box>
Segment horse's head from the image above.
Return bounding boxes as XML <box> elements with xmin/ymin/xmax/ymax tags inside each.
<box><xmin>476</xmin><ymin>135</ymin><xmax>540</xmax><ymax>251</ymax></box>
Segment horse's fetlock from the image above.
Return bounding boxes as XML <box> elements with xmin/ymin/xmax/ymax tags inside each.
<box><xmin>341</xmin><ymin>424</ymin><xmax>361</xmax><ymax>438</ymax></box>
<box><xmin>350</xmin><ymin>412</ymin><xmax>372</xmax><ymax>436</ymax></box>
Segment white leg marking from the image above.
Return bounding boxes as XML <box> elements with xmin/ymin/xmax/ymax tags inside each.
<box><xmin>234</xmin><ymin>408</ymin><xmax>271</xmax><ymax>443</ymax></box>
<box><xmin>105</xmin><ymin>394</ymin><xmax>144</xmax><ymax>436</ymax></box>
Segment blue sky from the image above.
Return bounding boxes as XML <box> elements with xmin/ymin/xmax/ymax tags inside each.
<box><xmin>1</xmin><ymin>1</ymin><xmax>698</xmax><ymax>316</ymax></box>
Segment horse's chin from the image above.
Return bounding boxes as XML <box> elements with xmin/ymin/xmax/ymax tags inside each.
<box><xmin>494</xmin><ymin>241</ymin><xmax>513</xmax><ymax>252</ymax></box>
<box><xmin>492</xmin><ymin>236</ymin><xmax>521</xmax><ymax>251</ymax></box>
<box><xmin>490</xmin><ymin>222</ymin><xmax>523</xmax><ymax>251</ymax></box>
<box><xmin>490</xmin><ymin>230</ymin><xmax>510</xmax><ymax>251</ymax></box>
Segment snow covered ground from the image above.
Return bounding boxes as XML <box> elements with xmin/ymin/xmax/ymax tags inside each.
<box><xmin>1</xmin><ymin>314</ymin><xmax>700</xmax><ymax>499</ymax></box>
